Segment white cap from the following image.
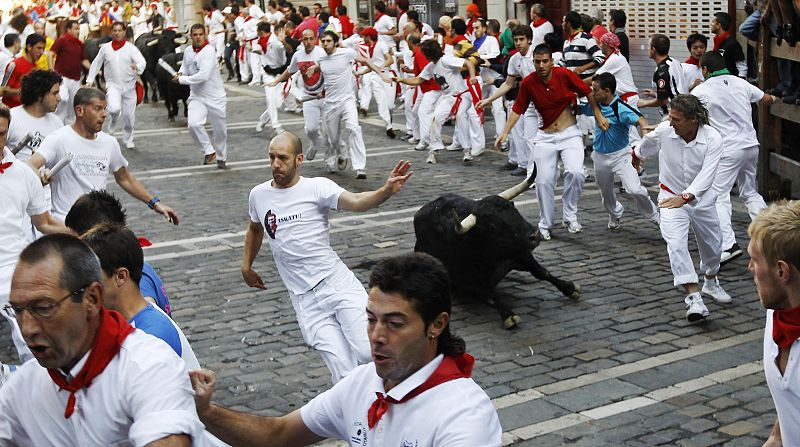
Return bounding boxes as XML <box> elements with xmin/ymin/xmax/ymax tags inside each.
<box><xmin>222</xmin><ymin>6</ymin><xmax>232</xmax><ymax>13</ymax></box>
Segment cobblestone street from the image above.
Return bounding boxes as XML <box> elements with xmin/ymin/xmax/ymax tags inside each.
<box><xmin>1</xmin><ymin>83</ymin><xmax>774</xmax><ymax>446</ymax></box>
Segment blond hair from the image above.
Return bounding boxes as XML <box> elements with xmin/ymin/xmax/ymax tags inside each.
<box><xmin>748</xmin><ymin>200</ymin><xmax>800</xmax><ymax>269</ymax></box>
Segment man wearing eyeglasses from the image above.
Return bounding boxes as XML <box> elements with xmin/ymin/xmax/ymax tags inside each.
<box><xmin>0</xmin><ymin>105</ymin><xmax>71</xmax><ymax>365</ymax></box>
<box><xmin>0</xmin><ymin>234</ymin><xmax>207</xmax><ymax>446</ymax></box>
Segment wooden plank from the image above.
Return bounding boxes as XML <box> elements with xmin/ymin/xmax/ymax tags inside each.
<box><xmin>770</xmin><ymin>38</ymin><xmax>800</xmax><ymax>62</ymax></box>
<box><xmin>757</xmin><ymin>19</ymin><xmax>784</xmax><ymax>197</ymax></box>
<box><xmin>769</xmin><ymin>152</ymin><xmax>800</xmax><ymax>185</ymax></box>
<box><xmin>770</xmin><ymin>102</ymin><xmax>800</xmax><ymax>125</ymax></box>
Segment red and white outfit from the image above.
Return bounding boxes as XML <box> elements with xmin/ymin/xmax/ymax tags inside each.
<box><xmin>300</xmin><ymin>354</ymin><xmax>502</xmax><ymax>445</ymax></box>
<box><xmin>318</xmin><ymin>48</ymin><xmax>368</xmax><ymax>172</ymax></box>
<box><xmin>530</xmin><ymin>18</ymin><xmax>554</xmax><ymax>47</ymax></box>
<box><xmin>0</xmin><ymin>148</ymin><xmax>46</xmax><ymax>363</ymax></box>
<box><xmin>763</xmin><ymin>309</ymin><xmax>800</xmax><ymax>447</ymax></box>
<box><xmin>179</xmin><ymin>42</ymin><xmax>228</xmax><ymax>162</ymax></box>
<box><xmin>234</xmin><ymin>14</ymin><xmax>250</xmax><ymax>81</ymax></box>
<box><xmin>255</xmin><ymin>33</ymin><xmax>287</xmax><ymax>133</ymax></box>
<box><xmin>242</xmin><ymin>15</ymin><xmax>262</xmax><ymax>85</ymax></box>
<box><xmin>205</xmin><ymin>9</ymin><xmax>226</xmax><ymax>59</ymax></box>
<box><xmin>474</xmin><ymin>32</ymin><xmax>504</xmax><ymax>139</ymax></box>
<box><xmin>287</xmin><ymin>46</ymin><xmax>331</xmax><ymax>158</ymax></box>
<box><xmin>693</xmin><ymin>74</ymin><xmax>768</xmax><ymax>252</ymax></box>
<box><xmin>86</xmin><ymin>40</ymin><xmax>147</xmax><ymax>148</ymax></box>
<box><xmin>512</xmin><ymin>67</ymin><xmax>592</xmax><ymax>230</ymax></box>
<box><xmin>505</xmin><ymin>45</ymin><xmax>539</xmax><ymax>173</ymax></box>
<box><xmin>373</xmin><ymin>13</ymin><xmax>396</xmax><ymax>50</ymax></box>
<box><xmin>410</xmin><ymin>44</ymin><xmax>441</xmax><ymax>147</ymax></box>
<box><xmin>248</xmin><ymin>177</ymin><xmax>371</xmax><ymax>382</ymax></box>
<box><xmin>358</xmin><ymin>40</ymin><xmax>394</xmax><ymax>131</ymax></box>
<box><xmin>635</xmin><ymin>121</ymin><xmax>723</xmax><ymax>286</ymax></box>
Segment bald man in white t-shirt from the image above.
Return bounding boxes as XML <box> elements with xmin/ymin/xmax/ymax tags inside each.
<box><xmin>242</xmin><ymin>132</ymin><xmax>412</xmax><ymax>383</ymax></box>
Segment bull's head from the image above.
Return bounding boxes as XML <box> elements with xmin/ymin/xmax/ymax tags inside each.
<box><xmin>455</xmin><ymin>167</ymin><xmax>536</xmax><ymax>235</ymax></box>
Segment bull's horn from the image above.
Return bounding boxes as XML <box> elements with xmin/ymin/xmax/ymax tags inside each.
<box><xmin>174</xmin><ymin>36</ymin><xmax>187</xmax><ymax>44</ymax></box>
<box><xmin>452</xmin><ymin>209</ymin><xmax>477</xmax><ymax>235</ymax></box>
<box><xmin>498</xmin><ymin>168</ymin><xmax>536</xmax><ymax>201</ymax></box>
<box><xmin>147</xmin><ymin>39</ymin><xmax>159</xmax><ymax>47</ymax></box>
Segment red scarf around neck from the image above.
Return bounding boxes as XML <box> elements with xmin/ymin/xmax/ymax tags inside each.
<box><xmin>0</xmin><ymin>161</ymin><xmax>12</xmax><ymax>173</ymax></box>
<box><xmin>774</xmin><ymin>306</ymin><xmax>800</xmax><ymax>349</ymax></box>
<box><xmin>258</xmin><ymin>34</ymin><xmax>270</xmax><ymax>52</ymax></box>
<box><xmin>48</xmin><ymin>308</ymin><xmax>135</xmax><ymax>419</ymax></box>
<box><xmin>685</xmin><ymin>56</ymin><xmax>700</xmax><ymax>66</ymax></box>
<box><xmin>367</xmin><ymin>353</ymin><xmax>474</xmax><ymax>429</ymax></box>
<box><xmin>375</xmin><ymin>12</ymin><xmax>385</xmax><ymax>22</ymax></box>
<box><xmin>452</xmin><ymin>34</ymin><xmax>468</xmax><ymax>44</ymax></box>
<box><xmin>713</xmin><ymin>31</ymin><xmax>730</xmax><ymax>51</ymax></box>
<box><xmin>194</xmin><ymin>40</ymin><xmax>209</xmax><ymax>52</ymax></box>
<box><xmin>111</xmin><ymin>39</ymin><xmax>125</xmax><ymax>51</ymax></box>
<box><xmin>532</xmin><ymin>17</ymin><xmax>548</xmax><ymax>28</ymax></box>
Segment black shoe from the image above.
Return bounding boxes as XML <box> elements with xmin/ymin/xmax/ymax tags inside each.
<box><xmin>217</xmin><ymin>160</ymin><xmax>227</xmax><ymax>170</ymax></box>
<box><xmin>720</xmin><ymin>243</ymin><xmax>743</xmax><ymax>267</ymax></box>
<box><xmin>786</xmin><ymin>24</ymin><xmax>797</xmax><ymax>47</ymax></box>
<box><xmin>386</xmin><ymin>128</ymin><xmax>396</xmax><ymax>139</ymax></box>
<box><xmin>499</xmin><ymin>161</ymin><xmax>518</xmax><ymax>171</ymax></box>
<box><xmin>783</xmin><ymin>92</ymin><xmax>799</xmax><ymax>104</ymax></box>
<box><xmin>226</xmin><ymin>74</ymin><xmax>233</xmax><ymax>81</ymax></box>
<box><xmin>510</xmin><ymin>166</ymin><xmax>527</xmax><ymax>176</ymax></box>
<box><xmin>767</xmin><ymin>87</ymin><xmax>788</xmax><ymax>97</ymax></box>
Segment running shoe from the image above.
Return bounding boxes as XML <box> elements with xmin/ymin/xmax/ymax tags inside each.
<box><xmin>702</xmin><ymin>277</ymin><xmax>732</xmax><ymax>304</ymax></box>
<box><xmin>685</xmin><ymin>292</ymin><xmax>710</xmax><ymax>322</ymax></box>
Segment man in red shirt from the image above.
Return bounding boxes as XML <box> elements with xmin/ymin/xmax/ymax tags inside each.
<box><xmin>336</xmin><ymin>5</ymin><xmax>354</xmax><ymax>38</ymax></box>
<box><xmin>2</xmin><ymin>34</ymin><xmax>46</xmax><ymax>109</ymax></box>
<box><xmin>50</xmin><ymin>19</ymin><xmax>90</xmax><ymax>124</ymax></box>
<box><xmin>292</xmin><ymin>6</ymin><xmax>319</xmax><ymax>39</ymax></box>
<box><xmin>495</xmin><ymin>43</ymin><xmax>608</xmax><ymax>240</ymax></box>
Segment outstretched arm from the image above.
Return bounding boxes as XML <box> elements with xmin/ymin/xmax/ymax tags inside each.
<box><xmin>338</xmin><ymin>160</ymin><xmax>412</xmax><ymax>212</ymax></box>
<box><xmin>241</xmin><ymin>221</ymin><xmax>267</xmax><ymax>289</ymax></box>
<box><xmin>113</xmin><ymin>167</ymin><xmax>180</xmax><ymax>224</ymax></box>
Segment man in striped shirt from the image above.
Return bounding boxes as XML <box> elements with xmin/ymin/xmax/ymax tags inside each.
<box><xmin>558</xmin><ymin>11</ymin><xmax>604</xmax><ymax>79</ymax></box>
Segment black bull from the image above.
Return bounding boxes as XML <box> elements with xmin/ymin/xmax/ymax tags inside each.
<box><xmin>134</xmin><ymin>29</ymin><xmax>182</xmax><ymax>103</ymax></box>
<box><xmin>155</xmin><ymin>52</ymin><xmax>189</xmax><ymax>121</ymax></box>
<box><xmin>413</xmin><ymin>175</ymin><xmax>581</xmax><ymax>329</ymax></box>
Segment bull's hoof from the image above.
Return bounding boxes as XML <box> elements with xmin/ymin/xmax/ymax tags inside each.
<box><xmin>503</xmin><ymin>315</ymin><xmax>522</xmax><ymax>329</ymax></box>
<box><xmin>569</xmin><ymin>284</ymin><xmax>582</xmax><ymax>301</ymax></box>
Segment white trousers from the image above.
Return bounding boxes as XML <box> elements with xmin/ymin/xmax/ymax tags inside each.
<box><xmin>404</xmin><ymin>86</ymin><xmax>417</xmax><ymax>138</ymax></box>
<box><xmin>0</xmin><ymin>263</ymin><xmax>33</xmax><ymax>363</ymax></box>
<box><xmin>187</xmin><ymin>97</ymin><xmax>228</xmax><ymax>161</ymax></box>
<box><xmin>483</xmin><ymin>84</ymin><xmax>506</xmax><ymax>138</ymax></box>
<box><xmin>55</xmin><ymin>77</ymin><xmax>81</xmax><ymax>124</ymax></box>
<box><xmin>507</xmin><ymin>100</ymin><xmax>525</xmax><ymax>167</ymax></box>
<box><xmin>416</xmin><ymin>90</ymin><xmax>440</xmax><ymax>145</ymax></box>
<box><xmin>359</xmin><ymin>71</ymin><xmax>393</xmax><ymax>129</ymax></box>
<box><xmin>429</xmin><ymin>93</ymin><xmax>470</xmax><ymax>151</ymax></box>
<box><xmin>106</xmin><ymin>84</ymin><xmax>137</xmax><ymax>146</ymax></box>
<box><xmin>248</xmin><ymin>51</ymin><xmax>263</xmax><ymax>84</ymax></box>
<box><xmin>238</xmin><ymin>47</ymin><xmax>250</xmax><ymax>81</ymax></box>
<box><xmin>258</xmin><ymin>73</ymin><xmax>282</xmax><ymax>130</ymax></box>
<box><xmin>288</xmin><ymin>262</ymin><xmax>371</xmax><ymax>383</ymax></box>
<box><xmin>658</xmin><ymin>191</ymin><xmax>721</xmax><ymax>286</ymax></box>
<box><xmin>592</xmin><ymin>149</ymin><xmax>659</xmax><ymax>220</ymax></box>
<box><xmin>711</xmin><ymin>145</ymin><xmax>767</xmax><ymax>250</ymax></box>
<box><xmin>534</xmin><ymin>125</ymin><xmax>585</xmax><ymax>229</ymax></box>
<box><xmin>324</xmin><ymin>99</ymin><xmax>366</xmax><ymax>170</ymax></box>
<box><xmin>303</xmin><ymin>97</ymin><xmax>331</xmax><ymax>155</ymax></box>
<box><xmin>522</xmin><ymin>109</ymin><xmax>540</xmax><ymax>172</ymax></box>
<box><xmin>210</xmin><ymin>33</ymin><xmax>225</xmax><ymax>59</ymax></box>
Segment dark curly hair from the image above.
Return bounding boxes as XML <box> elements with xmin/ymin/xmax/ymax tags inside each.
<box><xmin>20</xmin><ymin>69</ymin><xmax>62</xmax><ymax>107</ymax></box>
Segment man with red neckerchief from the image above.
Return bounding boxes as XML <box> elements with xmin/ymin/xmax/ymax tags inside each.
<box><xmin>748</xmin><ymin>200</ymin><xmax>800</xmax><ymax>447</ymax></box>
<box><xmin>0</xmin><ymin>234</ymin><xmax>206</xmax><ymax>445</ymax></box>
<box><xmin>189</xmin><ymin>252</ymin><xmax>501</xmax><ymax>446</ymax></box>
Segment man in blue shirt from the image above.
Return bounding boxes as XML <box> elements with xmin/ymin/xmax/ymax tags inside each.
<box><xmin>583</xmin><ymin>73</ymin><xmax>659</xmax><ymax>230</ymax></box>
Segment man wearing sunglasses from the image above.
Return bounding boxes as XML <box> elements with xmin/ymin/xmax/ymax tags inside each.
<box><xmin>0</xmin><ymin>234</ymin><xmax>207</xmax><ymax>446</ymax></box>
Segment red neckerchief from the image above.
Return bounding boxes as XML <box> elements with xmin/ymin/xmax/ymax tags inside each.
<box><xmin>110</xmin><ymin>39</ymin><xmax>125</xmax><ymax>51</ymax></box>
<box><xmin>684</xmin><ymin>56</ymin><xmax>700</xmax><ymax>66</ymax></box>
<box><xmin>367</xmin><ymin>353</ymin><xmax>474</xmax><ymax>429</ymax></box>
<box><xmin>193</xmin><ymin>40</ymin><xmax>209</xmax><ymax>52</ymax></box>
<box><xmin>0</xmin><ymin>161</ymin><xmax>12</xmax><ymax>173</ymax></box>
<box><xmin>568</xmin><ymin>29</ymin><xmax>582</xmax><ymax>42</ymax></box>
<box><xmin>137</xmin><ymin>236</ymin><xmax>152</xmax><ymax>247</ymax></box>
<box><xmin>774</xmin><ymin>306</ymin><xmax>800</xmax><ymax>349</ymax></box>
<box><xmin>244</xmin><ymin>15</ymin><xmax>253</xmax><ymax>22</ymax></box>
<box><xmin>452</xmin><ymin>34</ymin><xmax>468</xmax><ymax>44</ymax></box>
<box><xmin>375</xmin><ymin>12</ymin><xmax>385</xmax><ymax>22</ymax></box>
<box><xmin>713</xmin><ymin>31</ymin><xmax>730</xmax><ymax>51</ymax></box>
<box><xmin>532</xmin><ymin>17</ymin><xmax>548</xmax><ymax>27</ymax></box>
<box><xmin>258</xmin><ymin>34</ymin><xmax>270</xmax><ymax>51</ymax></box>
<box><xmin>47</xmin><ymin>308</ymin><xmax>135</xmax><ymax>419</ymax></box>
<box><xmin>207</xmin><ymin>9</ymin><xmax>213</xmax><ymax>18</ymax></box>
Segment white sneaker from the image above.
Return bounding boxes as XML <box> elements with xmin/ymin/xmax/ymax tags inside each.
<box><xmin>685</xmin><ymin>292</ymin><xmax>710</xmax><ymax>322</ymax></box>
<box><xmin>462</xmin><ymin>151</ymin><xmax>474</xmax><ymax>163</ymax></box>
<box><xmin>414</xmin><ymin>141</ymin><xmax>429</xmax><ymax>151</ymax></box>
<box><xmin>255</xmin><ymin>121</ymin><xmax>265</xmax><ymax>133</ymax></box>
<box><xmin>608</xmin><ymin>216</ymin><xmax>621</xmax><ymax>230</ymax></box>
<box><xmin>125</xmin><ymin>141</ymin><xmax>135</xmax><ymax>149</ymax></box>
<box><xmin>355</xmin><ymin>170</ymin><xmax>366</xmax><ymax>179</ymax></box>
<box><xmin>563</xmin><ymin>220</ymin><xmax>582</xmax><ymax>234</ymax></box>
<box><xmin>446</xmin><ymin>143</ymin><xmax>462</xmax><ymax>151</ymax></box>
<box><xmin>426</xmin><ymin>151</ymin><xmax>437</xmax><ymax>164</ymax></box>
<box><xmin>305</xmin><ymin>146</ymin><xmax>317</xmax><ymax>161</ymax></box>
<box><xmin>407</xmin><ymin>137</ymin><xmax>419</xmax><ymax>144</ymax></box>
<box><xmin>702</xmin><ymin>277</ymin><xmax>732</xmax><ymax>304</ymax></box>
<box><xmin>539</xmin><ymin>228</ymin><xmax>551</xmax><ymax>241</ymax></box>
<box><xmin>471</xmin><ymin>145</ymin><xmax>487</xmax><ymax>157</ymax></box>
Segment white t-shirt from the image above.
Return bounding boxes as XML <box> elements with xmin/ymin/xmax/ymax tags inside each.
<box><xmin>367</xmin><ymin>40</ymin><xmax>391</xmax><ymax>71</ymax></box>
<box><xmin>317</xmin><ymin>48</ymin><xmax>358</xmax><ymax>104</ymax></box>
<box><xmin>328</xmin><ymin>16</ymin><xmax>341</xmax><ymax>33</ymax></box>
<box><xmin>475</xmin><ymin>35</ymin><xmax>500</xmax><ymax>60</ymax></box>
<box><xmin>0</xmin><ymin>148</ymin><xmax>48</xmax><ymax>270</ymax></box>
<box><xmin>8</xmin><ymin>106</ymin><xmax>64</xmax><ymax>161</ymax></box>
<box><xmin>507</xmin><ymin>45</ymin><xmax>534</xmax><ymax>79</ymax></box>
<box><xmin>300</xmin><ymin>355</ymin><xmax>503</xmax><ymax>446</ymax></box>
<box><xmin>179</xmin><ymin>44</ymin><xmax>227</xmax><ymax>101</ymax></box>
<box><xmin>86</xmin><ymin>42</ymin><xmax>147</xmax><ymax>90</ymax></box>
<box><xmin>530</xmin><ymin>20</ymin><xmax>554</xmax><ymax>47</ymax></box>
<box><xmin>255</xmin><ymin>33</ymin><xmax>286</xmax><ymax>69</ymax></box>
<box><xmin>248</xmin><ymin>176</ymin><xmax>346</xmax><ymax>295</ymax></box>
<box><xmin>265</xmin><ymin>9</ymin><xmax>284</xmax><ymax>24</ymax></box>
<box><xmin>692</xmin><ymin>75</ymin><xmax>763</xmax><ymax>151</ymax></box>
<box><xmin>374</xmin><ymin>14</ymin><xmax>396</xmax><ymax>49</ymax></box>
<box><xmin>288</xmin><ymin>46</ymin><xmax>326</xmax><ymax>95</ymax></box>
<box><xmin>0</xmin><ymin>330</ymin><xmax>208</xmax><ymax>446</ymax></box>
<box><xmin>764</xmin><ymin>310</ymin><xmax>800</xmax><ymax>447</ymax></box>
<box><xmin>595</xmin><ymin>52</ymin><xmax>637</xmax><ymax>95</ymax></box>
<box><xmin>419</xmin><ymin>55</ymin><xmax>466</xmax><ymax>96</ymax></box>
<box><xmin>36</xmin><ymin>125</ymin><xmax>128</xmax><ymax>220</ymax></box>
<box><xmin>682</xmin><ymin>63</ymin><xmax>703</xmax><ymax>90</ymax></box>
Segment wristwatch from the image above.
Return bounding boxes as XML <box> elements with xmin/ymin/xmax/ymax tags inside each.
<box><xmin>148</xmin><ymin>196</ymin><xmax>161</xmax><ymax>210</ymax></box>
<box><xmin>680</xmin><ymin>192</ymin><xmax>694</xmax><ymax>203</ymax></box>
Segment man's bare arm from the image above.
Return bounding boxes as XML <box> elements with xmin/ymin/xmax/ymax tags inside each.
<box><xmin>338</xmin><ymin>160</ymin><xmax>412</xmax><ymax>212</ymax></box>
<box><xmin>144</xmin><ymin>434</ymin><xmax>192</xmax><ymax>447</ymax></box>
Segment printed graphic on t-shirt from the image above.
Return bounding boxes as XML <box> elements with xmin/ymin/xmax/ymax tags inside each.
<box><xmin>298</xmin><ymin>60</ymin><xmax>323</xmax><ymax>94</ymax></box>
<box><xmin>350</xmin><ymin>421</ymin><xmax>367</xmax><ymax>446</ymax></box>
<box><xmin>434</xmin><ymin>74</ymin><xmax>449</xmax><ymax>90</ymax></box>
<box><xmin>25</xmin><ymin>131</ymin><xmax>45</xmax><ymax>153</ymax></box>
<box><xmin>265</xmin><ymin>209</ymin><xmax>277</xmax><ymax>239</ymax></box>
<box><xmin>71</xmin><ymin>153</ymin><xmax>109</xmax><ymax>176</ymax></box>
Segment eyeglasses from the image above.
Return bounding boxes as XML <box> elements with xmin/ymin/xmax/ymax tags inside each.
<box><xmin>2</xmin><ymin>288</ymin><xmax>86</xmax><ymax>321</ymax></box>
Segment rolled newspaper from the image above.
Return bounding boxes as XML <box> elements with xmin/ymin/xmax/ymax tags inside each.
<box><xmin>1</xmin><ymin>61</ymin><xmax>15</xmax><ymax>87</ymax></box>
<box><xmin>157</xmin><ymin>58</ymin><xmax>177</xmax><ymax>77</ymax></box>
<box><xmin>10</xmin><ymin>133</ymin><xmax>34</xmax><ymax>155</ymax></box>
<box><xmin>48</xmin><ymin>153</ymin><xmax>73</xmax><ymax>178</ymax></box>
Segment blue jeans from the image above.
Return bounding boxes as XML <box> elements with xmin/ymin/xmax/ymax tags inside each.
<box><xmin>739</xmin><ymin>10</ymin><xmax>761</xmax><ymax>40</ymax></box>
